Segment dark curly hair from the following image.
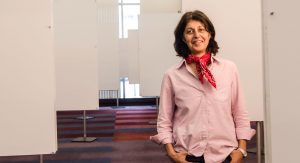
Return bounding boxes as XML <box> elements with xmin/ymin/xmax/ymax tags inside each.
<box><xmin>174</xmin><ymin>10</ymin><xmax>219</xmax><ymax>58</ymax></box>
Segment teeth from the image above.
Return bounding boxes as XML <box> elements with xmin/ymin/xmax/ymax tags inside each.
<box><xmin>193</xmin><ymin>40</ymin><xmax>202</xmax><ymax>44</ymax></box>
<box><xmin>194</xmin><ymin>40</ymin><xmax>202</xmax><ymax>43</ymax></box>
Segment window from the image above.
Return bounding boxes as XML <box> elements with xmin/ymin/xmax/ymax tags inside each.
<box><xmin>118</xmin><ymin>0</ymin><xmax>140</xmax><ymax>38</ymax></box>
<box><xmin>118</xmin><ymin>0</ymin><xmax>140</xmax><ymax>98</ymax></box>
<box><xmin>120</xmin><ymin>77</ymin><xmax>140</xmax><ymax>98</ymax></box>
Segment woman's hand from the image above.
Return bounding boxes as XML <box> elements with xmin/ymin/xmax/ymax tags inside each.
<box><xmin>165</xmin><ymin>144</ymin><xmax>190</xmax><ymax>163</ymax></box>
<box><xmin>168</xmin><ymin>151</ymin><xmax>189</xmax><ymax>163</ymax></box>
<box><xmin>230</xmin><ymin>149</ymin><xmax>244</xmax><ymax>163</ymax></box>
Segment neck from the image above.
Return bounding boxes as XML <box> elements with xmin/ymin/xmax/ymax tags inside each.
<box><xmin>192</xmin><ymin>51</ymin><xmax>206</xmax><ymax>57</ymax></box>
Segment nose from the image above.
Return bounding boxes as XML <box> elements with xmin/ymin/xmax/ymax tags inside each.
<box><xmin>193</xmin><ymin>31</ymin><xmax>201</xmax><ymax>38</ymax></box>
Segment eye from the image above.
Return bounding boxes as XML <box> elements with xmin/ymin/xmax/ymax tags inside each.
<box><xmin>185</xmin><ymin>29</ymin><xmax>194</xmax><ymax>34</ymax></box>
<box><xmin>199</xmin><ymin>28</ymin><xmax>206</xmax><ymax>33</ymax></box>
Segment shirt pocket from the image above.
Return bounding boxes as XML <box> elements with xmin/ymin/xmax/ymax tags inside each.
<box><xmin>174</xmin><ymin>85</ymin><xmax>204</xmax><ymax>105</ymax></box>
<box><xmin>212</xmin><ymin>86</ymin><xmax>230</xmax><ymax>102</ymax></box>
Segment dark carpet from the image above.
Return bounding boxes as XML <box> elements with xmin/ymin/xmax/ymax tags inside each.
<box><xmin>0</xmin><ymin>106</ymin><xmax>263</xmax><ymax>163</ymax></box>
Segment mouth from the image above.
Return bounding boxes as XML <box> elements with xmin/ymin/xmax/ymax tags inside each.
<box><xmin>192</xmin><ymin>40</ymin><xmax>203</xmax><ymax>45</ymax></box>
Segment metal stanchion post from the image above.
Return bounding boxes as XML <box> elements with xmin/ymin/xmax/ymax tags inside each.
<box><xmin>257</xmin><ymin>121</ymin><xmax>262</xmax><ymax>163</ymax></box>
<box><xmin>72</xmin><ymin>110</ymin><xmax>97</xmax><ymax>142</ymax></box>
<box><xmin>248</xmin><ymin>121</ymin><xmax>263</xmax><ymax>163</ymax></box>
<box><xmin>40</xmin><ymin>154</ymin><xmax>43</xmax><ymax>163</ymax></box>
<box><xmin>117</xmin><ymin>90</ymin><xmax>119</xmax><ymax>107</ymax></box>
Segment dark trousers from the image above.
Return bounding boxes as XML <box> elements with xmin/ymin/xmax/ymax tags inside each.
<box><xmin>185</xmin><ymin>155</ymin><xmax>231</xmax><ymax>163</ymax></box>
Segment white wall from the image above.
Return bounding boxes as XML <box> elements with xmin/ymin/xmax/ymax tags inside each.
<box><xmin>140</xmin><ymin>0</ymin><xmax>181</xmax><ymax>14</ymax></box>
<box><xmin>119</xmin><ymin>30</ymin><xmax>140</xmax><ymax>84</ymax></box>
<box><xmin>0</xmin><ymin>0</ymin><xmax>57</xmax><ymax>156</ymax></box>
<box><xmin>54</xmin><ymin>0</ymin><xmax>99</xmax><ymax>110</ymax></box>
<box><xmin>97</xmin><ymin>0</ymin><xmax>120</xmax><ymax>91</ymax></box>
<box><xmin>128</xmin><ymin>30</ymin><xmax>140</xmax><ymax>84</ymax></box>
<box><xmin>263</xmin><ymin>0</ymin><xmax>300</xmax><ymax>162</ymax></box>
<box><xmin>139</xmin><ymin>13</ymin><xmax>182</xmax><ymax>96</ymax></box>
<box><xmin>119</xmin><ymin>39</ymin><xmax>130</xmax><ymax>78</ymax></box>
<box><xmin>182</xmin><ymin>0</ymin><xmax>264</xmax><ymax>121</ymax></box>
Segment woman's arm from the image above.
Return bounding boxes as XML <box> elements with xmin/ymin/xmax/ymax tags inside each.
<box><xmin>230</xmin><ymin>139</ymin><xmax>247</xmax><ymax>163</ymax></box>
<box><xmin>165</xmin><ymin>143</ymin><xmax>189</xmax><ymax>163</ymax></box>
<box><xmin>230</xmin><ymin>63</ymin><xmax>255</xmax><ymax>163</ymax></box>
<box><xmin>150</xmin><ymin>73</ymin><xmax>176</xmax><ymax>144</ymax></box>
<box><xmin>230</xmin><ymin>62</ymin><xmax>256</xmax><ymax>140</ymax></box>
<box><xmin>237</xmin><ymin>139</ymin><xmax>247</xmax><ymax>152</ymax></box>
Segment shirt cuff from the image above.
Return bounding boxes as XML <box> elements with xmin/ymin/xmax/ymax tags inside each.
<box><xmin>150</xmin><ymin>133</ymin><xmax>173</xmax><ymax>145</ymax></box>
<box><xmin>236</xmin><ymin>128</ymin><xmax>256</xmax><ymax>140</ymax></box>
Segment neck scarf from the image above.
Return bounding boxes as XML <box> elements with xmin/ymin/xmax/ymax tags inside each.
<box><xmin>185</xmin><ymin>53</ymin><xmax>216</xmax><ymax>88</ymax></box>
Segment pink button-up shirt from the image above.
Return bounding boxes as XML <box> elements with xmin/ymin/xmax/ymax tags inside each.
<box><xmin>150</xmin><ymin>56</ymin><xmax>256</xmax><ymax>163</ymax></box>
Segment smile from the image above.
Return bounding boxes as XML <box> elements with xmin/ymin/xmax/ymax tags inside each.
<box><xmin>192</xmin><ymin>40</ymin><xmax>203</xmax><ymax>44</ymax></box>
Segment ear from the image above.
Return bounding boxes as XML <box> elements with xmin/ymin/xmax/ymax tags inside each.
<box><xmin>182</xmin><ymin>38</ymin><xmax>186</xmax><ymax>43</ymax></box>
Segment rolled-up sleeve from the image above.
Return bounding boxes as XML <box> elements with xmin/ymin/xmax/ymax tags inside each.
<box><xmin>150</xmin><ymin>72</ymin><xmax>175</xmax><ymax>144</ymax></box>
<box><xmin>230</xmin><ymin>63</ymin><xmax>256</xmax><ymax>140</ymax></box>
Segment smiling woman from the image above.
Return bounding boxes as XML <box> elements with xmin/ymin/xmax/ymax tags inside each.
<box><xmin>150</xmin><ymin>10</ymin><xmax>255</xmax><ymax>163</ymax></box>
<box><xmin>183</xmin><ymin>20</ymin><xmax>211</xmax><ymax>57</ymax></box>
<box><xmin>174</xmin><ymin>10</ymin><xmax>219</xmax><ymax>59</ymax></box>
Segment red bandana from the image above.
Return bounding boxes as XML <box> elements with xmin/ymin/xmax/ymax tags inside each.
<box><xmin>185</xmin><ymin>53</ymin><xmax>216</xmax><ymax>88</ymax></box>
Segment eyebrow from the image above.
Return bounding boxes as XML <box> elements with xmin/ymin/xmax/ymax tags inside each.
<box><xmin>185</xmin><ymin>26</ymin><xmax>205</xmax><ymax>30</ymax></box>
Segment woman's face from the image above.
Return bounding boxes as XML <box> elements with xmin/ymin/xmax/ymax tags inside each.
<box><xmin>183</xmin><ymin>20</ymin><xmax>211</xmax><ymax>57</ymax></box>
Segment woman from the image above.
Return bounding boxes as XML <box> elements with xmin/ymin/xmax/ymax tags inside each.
<box><xmin>150</xmin><ymin>10</ymin><xmax>256</xmax><ymax>163</ymax></box>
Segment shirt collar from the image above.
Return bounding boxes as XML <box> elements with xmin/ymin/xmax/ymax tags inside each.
<box><xmin>176</xmin><ymin>55</ymin><xmax>220</xmax><ymax>69</ymax></box>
